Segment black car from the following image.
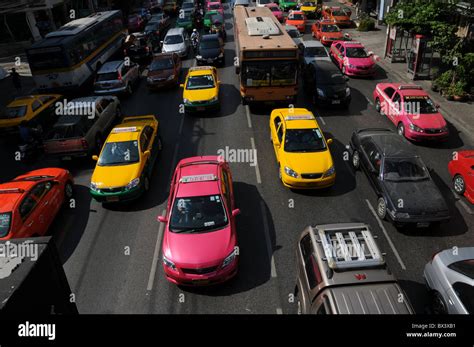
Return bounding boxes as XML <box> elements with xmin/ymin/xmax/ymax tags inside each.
<box><xmin>303</xmin><ymin>60</ymin><xmax>351</xmax><ymax>107</ymax></box>
<box><xmin>195</xmin><ymin>34</ymin><xmax>224</xmax><ymax>66</ymax></box>
<box><xmin>125</xmin><ymin>33</ymin><xmax>153</xmax><ymax>65</ymax></box>
<box><xmin>349</xmin><ymin>128</ymin><xmax>450</xmax><ymax>228</ymax></box>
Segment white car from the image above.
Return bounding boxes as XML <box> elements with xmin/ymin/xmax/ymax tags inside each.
<box><xmin>298</xmin><ymin>40</ymin><xmax>331</xmax><ymax>67</ymax></box>
<box><xmin>161</xmin><ymin>27</ymin><xmax>190</xmax><ymax>58</ymax></box>
<box><xmin>256</xmin><ymin>0</ymin><xmax>272</xmax><ymax>7</ymax></box>
<box><xmin>233</xmin><ymin>0</ymin><xmax>250</xmax><ymax>9</ymax></box>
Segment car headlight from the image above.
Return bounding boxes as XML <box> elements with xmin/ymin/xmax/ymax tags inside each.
<box><xmin>209</xmin><ymin>96</ymin><xmax>218</xmax><ymax>103</ymax></box>
<box><xmin>147</xmin><ymin>77</ymin><xmax>153</xmax><ymax>83</ymax></box>
<box><xmin>322</xmin><ymin>166</ymin><xmax>335</xmax><ymax>178</ymax></box>
<box><xmin>322</xmin><ymin>36</ymin><xmax>327</xmax><ymax>40</ymax></box>
<box><xmin>90</xmin><ymin>182</ymin><xmax>98</xmax><ymax>191</ymax></box>
<box><xmin>163</xmin><ymin>255</ymin><xmax>177</xmax><ymax>271</ymax></box>
<box><xmin>125</xmin><ymin>178</ymin><xmax>140</xmax><ymax>190</ymax></box>
<box><xmin>222</xmin><ymin>249</ymin><xmax>237</xmax><ymax>268</ymax></box>
<box><xmin>167</xmin><ymin>74</ymin><xmax>175</xmax><ymax>81</ymax></box>
<box><xmin>284</xmin><ymin>166</ymin><xmax>299</xmax><ymax>178</ymax></box>
<box><xmin>439</xmin><ymin>126</ymin><xmax>448</xmax><ymax>132</ymax></box>
<box><xmin>409</xmin><ymin>123</ymin><xmax>424</xmax><ymax>132</ymax></box>
<box><xmin>183</xmin><ymin>98</ymin><xmax>190</xmax><ymax>105</ymax></box>
<box><xmin>348</xmin><ymin>64</ymin><xmax>356</xmax><ymax>68</ymax></box>
<box><xmin>218</xmin><ymin>52</ymin><xmax>224</xmax><ymax>58</ymax></box>
<box><xmin>345</xmin><ymin>87</ymin><xmax>351</xmax><ymax>97</ymax></box>
<box><xmin>196</xmin><ymin>55</ymin><xmax>202</xmax><ymax>59</ymax></box>
<box><xmin>316</xmin><ymin>88</ymin><xmax>325</xmax><ymax>97</ymax></box>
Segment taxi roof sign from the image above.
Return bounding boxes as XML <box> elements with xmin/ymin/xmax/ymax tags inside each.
<box><xmin>112</xmin><ymin>126</ymin><xmax>138</xmax><ymax>133</ymax></box>
<box><xmin>180</xmin><ymin>174</ymin><xmax>218</xmax><ymax>183</ymax></box>
<box><xmin>189</xmin><ymin>66</ymin><xmax>214</xmax><ymax>72</ymax></box>
<box><xmin>398</xmin><ymin>84</ymin><xmax>423</xmax><ymax>90</ymax></box>
<box><xmin>285</xmin><ymin>114</ymin><xmax>315</xmax><ymax>121</ymax></box>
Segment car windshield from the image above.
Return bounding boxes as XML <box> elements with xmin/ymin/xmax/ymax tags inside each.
<box><xmin>403</xmin><ymin>96</ymin><xmax>438</xmax><ymax>114</ymax></box>
<box><xmin>242</xmin><ymin>60</ymin><xmax>297</xmax><ymax>87</ymax></box>
<box><xmin>269</xmin><ymin>6</ymin><xmax>280</xmax><ymax>11</ymax></box>
<box><xmin>150</xmin><ymin>58</ymin><xmax>174</xmax><ymax>70</ymax></box>
<box><xmin>383</xmin><ymin>157</ymin><xmax>429</xmax><ymax>181</ymax></box>
<box><xmin>2</xmin><ymin>106</ymin><xmax>27</xmax><ymax>119</ymax></box>
<box><xmin>98</xmin><ymin>140</ymin><xmax>140</xmax><ymax>166</ymax></box>
<box><xmin>452</xmin><ymin>282</ymin><xmax>474</xmax><ymax>314</ymax></box>
<box><xmin>96</xmin><ymin>72</ymin><xmax>119</xmax><ymax>82</ymax></box>
<box><xmin>287</xmin><ymin>29</ymin><xmax>300</xmax><ymax>38</ymax></box>
<box><xmin>209</xmin><ymin>4</ymin><xmax>221</xmax><ymax>9</ymax></box>
<box><xmin>284</xmin><ymin>128</ymin><xmax>326</xmax><ymax>152</ymax></box>
<box><xmin>200</xmin><ymin>39</ymin><xmax>220</xmax><ymax>49</ymax></box>
<box><xmin>449</xmin><ymin>259</ymin><xmax>474</xmax><ymax>279</ymax></box>
<box><xmin>259</xmin><ymin>0</ymin><xmax>271</xmax><ymax>3</ymax></box>
<box><xmin>164</xmin><ymin>35</ymin><xmax>183</xmax><ymax>44</ymax></box>
<box><xmin>305</xmin><ymin>47</ymin><xmax>328</xmax><ymax>57</ymax></box>
<box><xmin>0</xmin><ymin>212</ymin><xmax>12</xmax><ymax>238</ymax></box>
<box><xmin>346</xmin><ymin>47</ymin><xmax>369</xmax><ymax>58</ymax></box>
<box><xmin>289</xmin><ymin>13</ymin><xmax>304</xmax><ymax>20</ymax></box>
<box><xmin>145</xmin><ymin>24</ymin><xmax>158</xmax><ymax>31</ymax></box>
<box><xmin>303</xmin><ymin>2</ymin><xmax>315</xmax><ymax>6</ymax></box>
<box><xmin>182</xmin><ymin>2</ymin><xmax>194</xmax><ymax>8</ymax></box>
<box><xmin>169</xmin><ymin>195</ymin><xmax>228</xmax><ymax>233</ymax></box>
<box><xmin>178</xmin><ymin>14</ymin><xmax>192</xmax><ymax>22</ymax></box>
<box><xmin>332</xmin><ymin>10</ymin><xmax>346</xmax><ymax>16</ymax></box>
<box><xmin>150</xmin><ymin>14</ymin><xmax>164</xmax><ymax>22</ymax></box>
<box><xmin>321</xmin><ymin>24</ymin><xmax>340</xmax><ymax>32</ymax></box>
<box><xmin>318</xmin><ymin>71</ymin><xmax>346</xmax><ymax>84</ymax></box>
<box><xmin>186</xmin><ymin>74</ymin><xmax>215</xmax><ymax>89</ymax></box>
<box><xmin>205</xmin><ymin>12</ymin><xmax>217</xmax><ymax>20</ymax></box>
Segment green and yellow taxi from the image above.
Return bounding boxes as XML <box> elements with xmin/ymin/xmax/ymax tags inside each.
<box><xmin>299</xmin><ymin>1</ymin><xmax>319</xmax><ymax>18</ymax></box>
<box><xmin>90</xmin><ymin>115</ymin><xmax>162</xmax><ymax>203</ymax></box>
<box><xmin>0</xmin><ymin>94</ymin><xmax>62</xmax><ymax>133</ymax></box>
<box><xmin>269</xmin><ymin>108</ymin><xmax>336</xmax><ymax>189</ymax></box>
<box><xmin>181</xmin><ymin>66</ymin><xmax>220</xmax><ymax>113</ymax></box>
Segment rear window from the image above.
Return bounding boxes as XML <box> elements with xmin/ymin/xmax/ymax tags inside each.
<box><xmin>452</xmin><ymin>282</ymin><xmax>474</xmax><ymax>314</ymax></box>
<box><xmin>96</xmin><ymin>72</ymin><xmax>119</xmax><ymax>81</ymax></box>
<box><xmin>1</xmin><ymin>106</ymin><xmax>27</xmax><ymax>119</ymax></box>
<box><xmin>448</xmin><ymin>259</ymin><xmax>474</xmax><ymax>279</ymax></box>
<box><xmin>0</xmin><ymin>212</ymin><xmax>12</xmax><ymax>238</ymax></box>
<box><xmin>48</xmin><ymin>118</ymin><xmax>90</xmax><ymax>139</ymax></box>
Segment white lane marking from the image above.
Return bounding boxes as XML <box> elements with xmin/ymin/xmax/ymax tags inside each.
<box><xmin>365</xmin><ymin>199</ymin><xmax>407</xmax><ymax>270</ymax></box>
<box><xmin>178</xmin><ymin>112</ymin><xmax>185</xmax><ymax>135</ymax></box>
<box><xmin>318</xmin><ymin>116</ymin><xmax>326</xmax><ymax>125</ymax></box>
<box><xmin>245</xmin><ymin>105</ymin><xmax>252</xmax><ymax>128</ymax></box>
<box><xmin>147</xmin><ymin>209</ymin><xmax>166</xmax><ymax>291</ymax></box>
<box><xmin>250</xmin><ymin>137</ymin><xmax>262</xmax><ymax>184</ymax></box>
<box><xmin>260</xmin><ymin>201</ymin><xmax>277</xmax><ymax>278</ymax></box>
<box><xmin>366</xmin><ymin>96</ymin><xmax>374</xmax><ymax>106</ymax></box>
<box><xmin>276</xmin><ymin>308</ymin><xmax>283</xmax><ymax>314</ymax></box>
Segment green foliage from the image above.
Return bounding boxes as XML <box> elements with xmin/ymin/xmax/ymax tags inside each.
<box><xmin>445</xmin><ymin>81</ymin><xmax>467</xmax><ymax>97</ymax></box>
<box><xmin>357</xmin><ymin>18</ymin><xmax>376</xmax><ymax>32</ymax></box>
<box><xmin>434</xmin><ymin>70</ymin><xmax>454</xmax><ymax>91</ymax></box>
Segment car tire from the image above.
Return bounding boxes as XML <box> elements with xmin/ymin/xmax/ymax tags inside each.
<box><xmin>64</xmin><ymin>181</ymin><xmax>74</xmax><ymax>200</ymax></box>
<box><xmin>432</xmin><ymin>291</ymin><xmax>448</xmax><ymax>314</ymax></box>
<box><xmin>126</xmin><ymin>83</ymin><xmax>132</xmax><ymax>96</ymax></box>
<box><xmin>453</xmin><ymin>174</ymin><xmax>466</xmax><ymax>195</ymax></box>
<box><xmin>397</xmin><ymin>123</ymin><xmax>405</xmax><ymax>137</ymax></box>
<box><xmin>342</xmin><ymin>66</ymin><xmax>346</xmax><ymax>75</ymax></box>
<box><xmin>375</xmin><ymin>98</ymin><xmax>381</xmax><ymax>112</ymax></box>
<box><xmin>352</xmin><ymin>150</ymin><xmax>360</xmax><ymax>170</ymax></box>
<box><xmin>377</xmin><ymin>197</ymin><xmax>387</xmax><ymax>220</ymax></box>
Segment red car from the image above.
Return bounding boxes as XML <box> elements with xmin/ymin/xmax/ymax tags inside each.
<box><xmin>322</xmin><ymin>6</ymin><xmax>352</xmax><ymax>27</ymax></box>
<box><xmin>330</xmin><ymin>41</ymin><xmax>376</xmax><ymax>77</ymax></box>
<box><xmin>0</xmin><ymin>168</ymin><xmax>74</xmax><ymax>240</ymax></box>
<box><xmin>373</xmin><ymin>83</ymin><xmax>449</xmax><ymax>141</ymax></box>
<box><xmin>286</xmin><ymin>10</ymin><xmax>306</xmax><ymax>33</ymax></box>
<box><xmin>158</xmin><ymin>156</ymin><xmax>240</xmax><ymax>286</ymax></box>
<box><xmin>448</xmin><ymin>150</ymin><xmax>474</xmax><ymax>204</ymax></box>
<box><xmin>311</xmin><ymin>20</ymin><xmax>345</xmax><ymax>46</ymax></box>
<box><xmin>265</xmin><ymin>3</ymin><xmax>284</xmax><ymax>22</ymax></box>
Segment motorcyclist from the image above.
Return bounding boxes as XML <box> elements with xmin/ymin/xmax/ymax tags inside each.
<box><xmin>18</xmin><ymin>121</ymin><xmax>41</xmax><ymax>144</ymax></box>
<box><xmin>190</xmin><ymin>28</ymin><xmax>200</xmax><ymax>50</ymax></box>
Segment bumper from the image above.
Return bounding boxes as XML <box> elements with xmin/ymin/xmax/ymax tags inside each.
<box><xmin>164</xmin><ymin>260</ymin><xmax>238</xmax><ymax>286</ymax></box>
<box><xmin>388</xmin><ymin>212</ymin><xmax>450</xmax><ymax>225</ymax></box>
<box><xmin>282</xmin><ymin>173</ymin><xmax>336</xmax><ymax>189</ymax></box>
<box><xmin>94</xmin><ymin>85</ymin><xmax>128</xmax><ymax>95</ymax></box>
<box><xmin>90</xmin><ymin>184</ymin><xmax>144</xmax><ymax>203</ymax></box>
<box><xmin>321</xmin><ymin>38</ymin><xmax>343</xmax><ymax>46</ymax></box>
<box><xmin>404</xmin><ymin>128</ymin><xmax>449</xmax><ymax>142</ymax></box>
<box><xmin>185</xmin><ymin>100</ymin><xmax>220</xmax><ymax>113</ymax></box>
<box><xmin>345</xmin><ymin>67</ymin><xmax>376</xmax><ymax>77</ymax></box>
<box><xmin>315</xmin><ymin>95</ymin><xmax>351</xmax><ymax>106</ymax></box>
<box><xmin>196</xmin><ymin>56</ymin><xmax>224</xmax><ymax>65</ymax></box>
<box><xmin>147</xmin><ymin>78</ymin><xmax>178</xmax><ymax>89</ymax></box>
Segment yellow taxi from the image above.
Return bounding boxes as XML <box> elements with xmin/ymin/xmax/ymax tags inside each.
<box><xmin>90</xmin><ymin>115</ymin><xmax>162</xmax><ymax>203</ymax></box>
<box><xmin>180</xmin><ymin>66</ymin><xmax>220</xmax><ymax>113</ymax></box>
<box><xmin>299</xmin><ymin>1</ymin><xmax>319</xmax><ymax>19</ymax></box>
<box><xmin>0</xmin><ymin>94</ymin><xmax>62</xmax><ymax>132</ymax></box>
<box><xmin>269</xmin><ymin>108</ymin><xmax>335</xmax><ymax>189</ymax></box>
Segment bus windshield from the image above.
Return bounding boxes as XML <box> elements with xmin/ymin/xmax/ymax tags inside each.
<box><xmin>242</xmin><ymin>61</ymin><xmax>297</xmax><ymax>87</ymax></box>
<box><xmin>27</xmin><ymin>47</ymin><xmax>69</xmax><ymax>71</ymax></box>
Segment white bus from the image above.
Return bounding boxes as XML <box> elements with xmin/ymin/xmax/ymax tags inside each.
<box><xmin>26</xmin><ymin>11</ymin><xmax>126</xmax><ymax>92</ymax></box>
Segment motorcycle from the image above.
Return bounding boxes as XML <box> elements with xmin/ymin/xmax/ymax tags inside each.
<box><xmin>18</xmin><ymin>138</ymin><xmax>43</xmax><ymax>162</ymax></box>
<box><xmin>191</xmin><ymin>36</ymin><xmax>200</xmax><ymax>52</ymax></box>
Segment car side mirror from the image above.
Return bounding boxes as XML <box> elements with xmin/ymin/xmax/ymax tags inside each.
<box><xmin>232</xmin><ymin>208</ymin><xmax>241</xmax><ymax>217</ymax></box>
<box><xmin>92</xmin><ymin>155</ymin><xmax>99</xmax><ymax>161</ymax></box>
<box><xmin>144</xmin><ymin>150</ymin><xmax>151</xmax><ymax>158</ymax></box>
<box><xmin>368</xmin><ymin>51</ymin><xmax>374</xmax><ymax>56</ymax></box>
<box><xmin>327</xmin><ymin>138</ymin><xmax>333</xmax><ymax>145</ymax></box>
<box><xmin>160</xmin><ymin>40</ymin><xmax>164</xmax><ymax>44</ymax></box>
<box><xmin>435</xmin><ymin>104</ymin><xmax>440</xmax><ymax>109</ymax></box>
<box><xmin>158</xmin><ymin>215</ymin><xmax>168</xmax><ymax>223</ymax></box>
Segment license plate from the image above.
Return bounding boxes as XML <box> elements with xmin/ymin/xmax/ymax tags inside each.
<box><xmin>192</xmin><ymin>279</ymin><xmax>210</xmax><ymax>285</ymax></box>
<box><xmin>332</xmin><ymin>100</ymin><xmax>341</xmax><ymax>104</ymax></box>
<box><xmin>207</xmin><ymin>59</ymin><xmax>213</xmax><ymax>63</ymax></box>
<box><xmin>106</xmin><ymin>196</ymin><xmax>119</xmax><ymax>202</ymax></box>
<box><xmin>417</xmin><ymin>222</ymin><xmax>430</xmax><ymax>228</ymax></box>
<box><xmin>196</xmin><ymin>106</ymin><xmax>205</xmax><ymax>111</ymax></box>
<box><xmin>62</xmin><ymin>156</ymin><xmax>72</xmax><ymax>161</ymax></box>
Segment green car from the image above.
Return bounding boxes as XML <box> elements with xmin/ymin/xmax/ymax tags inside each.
<box><xmin>176</xmin><ymin>13</ymin><xmax>193</xmax><ymax>30</ymax></box>
<box><xmin>204</xmin><ymin>10</ymin><xmax>219</xmax><ymax>29</ymax></box>
<box><xmin>279</xmin><ymin>0</ymin><xmax>298</xmax><ymax>11</ymax></box>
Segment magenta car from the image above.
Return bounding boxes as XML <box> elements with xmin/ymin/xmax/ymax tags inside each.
<box><xmin>265</xmin><ymin>3</ymin><xmax>284</xmax><ymax>22</ymax></box>
<box><xmin>207</xmin><ymin>2</ymin><xmax>224</xmax><ymax>15</ymax></box>
<box><xmin>373</xmin><ymin>83</ymin><xmax>449</xmax><ymax>141</ymax></box>
<box><xmin>158</xmin><ymin>156</ymin><xmax>240</xmax><ymax>286</ymax></box>
<box><xmin>330</xmin><ymin>41</ymin><xmax>376</xmax><ymax>77</ymax></box>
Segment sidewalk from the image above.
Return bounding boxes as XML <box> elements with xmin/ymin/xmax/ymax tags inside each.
<box><xmin>338</xmin><ymin>2</ymin><xmax>474</xmax><ymax>142</ymax></box>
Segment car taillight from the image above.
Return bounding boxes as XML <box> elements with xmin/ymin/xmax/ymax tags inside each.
<box><xmin>81</xmin><ymin>139</ymin><xmax>88</xmax><ymax>149</ymax></box>
<box><xmin>118</xmin><ymin>73</ymin><xmax>122</xmax><ymax>81</ymax></box>
<box><xmin>145</xmin><ymin>46</ymin><xmax>150</xmax><ymax>52</ymax></box>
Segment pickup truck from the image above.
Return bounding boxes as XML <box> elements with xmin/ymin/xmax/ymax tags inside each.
<box><xmin>44</xmin><ymin>96</ymin><xmax>121</xmax><ymax>160</ymax></box>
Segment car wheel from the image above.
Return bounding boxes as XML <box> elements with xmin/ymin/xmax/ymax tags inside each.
<box><xmin>432</xmin><ymin>291</ymin><xmax>448</xmax><ymax>314</ymax></box>
<box><xmin>453</xmin><ymin>174</ymin><xmax>465</xmax><ymax>195</ymax></box>
<box><xmin>377</xmin><ymin>197</ymin><xmax>387</xmax><ymax>220</ymax></box>
<box><xmin>64</xmin><ymin>181</ymin><xmax>74</xmax><ymax>200</ymax></box>
<box><xmin>397</xmin><ymin>123</ymin><xmax>405</xmax><ymax>137</ymax></box>
<box><xmin>375</xmin><ymin>98</ymin><xmax>381</xmax><ymax>112</ymax></box>
<box><xmin>278</xmin><ymin>164</ymin><xmax>282</xmax><ymax>181</ymax></box>
<box><xmin>352</xmin><ymin>150</ymin><xmax>360</xmax><ymax>170</ymax></box>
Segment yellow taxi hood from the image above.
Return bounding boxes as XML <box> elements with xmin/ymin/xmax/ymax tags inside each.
<box><xmin>282</xmin><ymin>150</ymin><xmax>333</xmax><ymax>174</ymax></box>
<box><xmin>91</xmin><ymin>162</ymin><xmax>141</xmax><ymax>188</ymax></box>
<box><xmin>184</xmin><ymin>88</ymin><xmax>217</xmax><ymax>102</ymax></box>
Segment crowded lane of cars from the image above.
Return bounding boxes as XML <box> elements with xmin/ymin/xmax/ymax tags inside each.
<box><xmin>1</xmin><ymin>0</ymin><xmax>473</xmax><ymax>315</ymax></box>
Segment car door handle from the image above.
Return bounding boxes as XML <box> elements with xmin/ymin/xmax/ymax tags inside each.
<box><xmin>26</xmin><ymin>221</ymin><xmax>34</xmax><ymax>227</ymax></box>
<box><xmin>43</xmin><ymin>200</ymin><xmax>49</xmax><ymax>206</ymax></box>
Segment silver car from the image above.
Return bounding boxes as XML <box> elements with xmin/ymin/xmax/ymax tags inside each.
<box><xmin>298</xmin><ymin>40</ymin><xmax>331</xmax><ymax>68</ymax></box>
<box><xmin>161</xmin><ymin>27</ymin><xmax>190</xmax><ymax>57</ymax></box>
<box><xmin>285</xmin><ymin>25</ymin><xmax>303</xmax><ymax>45</ymax></box>
<box><xmin>424</xmin><ymin>247</ymin><xmax>474</xmax><ymax>314</ymax></box>
<box><xmin>94</xmin><ymin>60</ymin><xmax>140</xmax><ymax>96</ymax></box>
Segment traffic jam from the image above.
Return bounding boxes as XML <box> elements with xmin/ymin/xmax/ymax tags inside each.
<box><xmin>0</xmin><ymin>0</ymin><xmax>473</xmax><ymax>317</ymax></box>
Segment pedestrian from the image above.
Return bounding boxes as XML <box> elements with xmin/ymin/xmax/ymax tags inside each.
<box><xmin>11</xmin><ymin>68</ymin><xmax>22</xmax><ymax>94</ymax></box>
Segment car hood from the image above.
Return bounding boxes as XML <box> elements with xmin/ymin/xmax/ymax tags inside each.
<box><xmin>283</xmin><ymin>150</ymin><xmax>333</xmax><ymax>174</ymax></box>
<box><xmin>347</xmin><ymin>57</ymin><xmax>375</xmax><ymax>66</ymax></box>
<box><xmin>383</xmin><ymin>179</ymin><xmax>448</xmax><ymax>214</ymax></box>
<box><xmin>199</xmin><ymin>47</ymin><xmax>221</xmax><ymax>58</ymax></box>
<box><xmin>148</xmin><ymin>68</ymin><xmax>174</xmax><ymax>79</ymax></box>
<box><xmin>287</xmin><ymin>20</ymin><xmax>304</xmax><ymax>25</ymax></box>
<box><xmin>91</xmin><ymin>163</ymin><xmax>141</xmax><ymax>188</ymax></box>
<box><xmin>320</xmin><ymin>32</ymin><xmax>343</xmax><ymax>39</ymax></box>
<box><xmin>162</xmin><ymin>42</ymin><xmax>185</xmax><ymax>52</ymax></box>
<box><xmin>409</xmin><ymin>113</ymin><xmax>447</xmax><ymax>129</ymax></box>
<box><xmin>334</xmin><ymin>16</ymin><xmax>350</xmax><ymax>22</ymax></box>
<box><xmin>164</xmin><ymin>225</ymin><xmax>232</xmax><ymax>266</ymax></box>
<box><xmin>184</xmin><ymin>88</ymin><xmax>217</xmax><ymax>102</ymax></box>
<box><xmin>318</xmin><ymin>83</ymin><xmax>347</xmax><ymax>96</ymax></box>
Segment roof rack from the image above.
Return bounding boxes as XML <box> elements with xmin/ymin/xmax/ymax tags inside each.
<box><xmin>315</xmin><ymin>224</ymin><xmax>384</xmax><ymax>270</ymax></box>
<box><xmin>112</xmin><ymin>126</ymin><xmax>139</xmax><ymax>133</ymax></box>
<box><xmin>189</xmin><ymin>66</ymin><xmax>214</xmax><ymax>72</ymax></box>
<box><xmin>0</xmin><ymin>188</ymin><xmax>25</xmax><ymax>194</ymax></box>
<box><xmin>179</xmin><ymin>174</ymin><xmax>218</xmax><ymax>183</ymax></box>
<box><xmin>398</xmin><ymin>84</ymin><xmax>423</xmax><ymax>90</ymax></box>
<box><xmin>285</xmin><ymin>114</ymin><xmax>315</xmax><ymax>121</ymax></box>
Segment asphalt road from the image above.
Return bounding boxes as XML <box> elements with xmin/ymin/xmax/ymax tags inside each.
<box><xmin>1</xmin><ymin>1</ymin><xmax>472</xmax><ymax>314</ymax></box>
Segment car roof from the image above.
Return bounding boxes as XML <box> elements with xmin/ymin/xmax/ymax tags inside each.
<box><xmin>340</xmin><ymin>41</ymin><xmax>364</xmax><ymax>47</ymax></box>
<box><xmin>107</xmin><ymin>117</ymin><xmax>155</xmax><ymax>142</ymax></box>
<box><xmin>0</xmin><ymin>182</ymin><xmax>33</xmax><ymax>211</ymax></box>
<box><xmin>176</xmin><ymin>156</ymin><xmax>222</xmax><ymax>198</ymax></box>
<box><xmin>377</xmin><ymin>83</ymin><xmax>428</xmax><ymax>97</ymax></box>
<box><xmin>302</xmin><ymin>40</ymin><xmax>324</xmax><ymax>48</ymax></box>
<box><xmin>166</xmin><ymin>27</ymin><xmax>184</xmax><ymax>35</ymax></box>
<box><xmin>311</xmin><ymin>60</ymin><xmax>344</xmax><ymax>75</ymax></box>
<box><xmin>98</xmin><ymin>61</ymin><xmax>123</xmax><ymax>73</ymax></box>
<box><xmin>7</xmin><ymin>95</ymin><xmax>57</xmax><ymax>107</ymax></box>
<box><xmin>458</xmin><ymin>150</ymin><xmax>474</xmax><ymax>162</ymax></box>
<box><xmin>188</xmin><ymin>65</ymin><xmax>215</xmax><ymax>76</ymax></box>
<box><xmin>201</xmin><ymin>34</ymin><xmax>220</xmax><ymax>41</ymax></box>
<box><xmin>289</xmin><ymin>10</ymin><xmax>304</xmax><ymax>14</ymax></box>
<box><xmin>357</xmin><ymin>129</ymin><xmax>416</xmax><ymax>158</ymax></box>
<box><xmin>273</xmin><ymin>108</ymin><xmax>319</xmax><ymax>129</ymax></box>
